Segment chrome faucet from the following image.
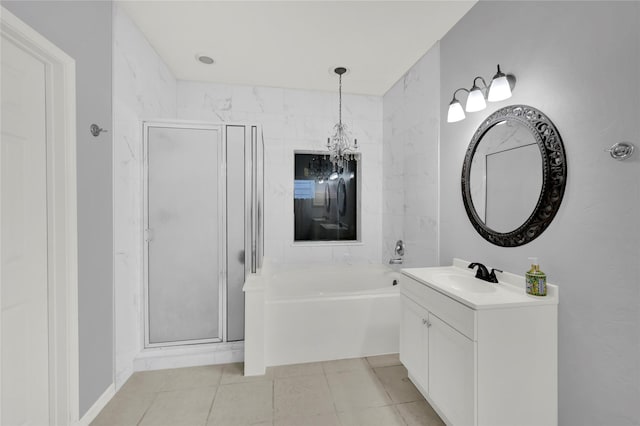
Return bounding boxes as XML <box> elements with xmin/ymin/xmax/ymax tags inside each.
<box><xmin>389</xmin><ymin>240</ymin><xmax>404</xmax><ymax>265</ymax></box>
<box><xmin>468</xmin><ymin>262</ymin><xmax>502</xmax><ymax>283</ymax></box>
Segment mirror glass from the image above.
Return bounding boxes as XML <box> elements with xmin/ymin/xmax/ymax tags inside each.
<box><xmin>469</xmin><ymin>120</ymin><xmax>542</xmax><ymax>233</ymax></box>
<box><xmin>293</xmin><ymin>153</ymin><xmax>358</xmax><ymax>242</ymax></box>
<box><xmin>461</xmin><ymin>105</ymin><xmax>567</xmax><ymax>247</ymax></box>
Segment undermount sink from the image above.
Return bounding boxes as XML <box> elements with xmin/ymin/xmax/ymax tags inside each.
<box><xmin>432</xmin><ymin>273</ymin><xmax>497</xmax><ymax>294</ymax></box>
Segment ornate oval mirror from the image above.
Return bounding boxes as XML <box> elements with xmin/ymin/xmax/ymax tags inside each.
<box><xmin>461</xmin><ymin>105</ymin><xmax>566</xmax><ymax>246</ymax></box>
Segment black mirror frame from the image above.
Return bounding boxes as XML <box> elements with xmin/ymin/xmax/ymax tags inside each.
<box><xmin>461</xmin><ymin>105</ymin><xmax>567</xmax><ymax>247</ymax></box>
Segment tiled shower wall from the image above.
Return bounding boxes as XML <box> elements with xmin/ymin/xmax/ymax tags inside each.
<box><xmin>176</xmin><ymin>81</ymin><xmax>383</xmax><ymax>266</ymax></box>
<box><xmin>113</xmin><ymin>4</ymin><xmax>177</xmax><ymax>388</ymax></box>
<box><xmin>382</xmin><ymin>43</ymin><xmax>440</xmax><ymax>267</ymax></box>
<box><xmin>113</xmin><ymin>4</ymin><xmax>384</xmax><ymax>390</ymax></box>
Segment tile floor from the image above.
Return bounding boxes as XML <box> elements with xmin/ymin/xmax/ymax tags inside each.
<box><xmin>91</xmin><ymin>354</ymin><xmax>444</xmax><ymax>426</ymax></box>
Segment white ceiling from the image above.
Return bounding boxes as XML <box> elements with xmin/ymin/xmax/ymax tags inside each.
<box><xmin>119</xmin><ymin>1</ymin><xmax>476</xmax><ymax>96</ymax></box>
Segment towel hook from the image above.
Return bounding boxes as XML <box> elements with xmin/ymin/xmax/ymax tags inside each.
<box><xmin>90</xmin><ymin>123</ymin><xmax>108</xmax><ymax>137</ymax></box>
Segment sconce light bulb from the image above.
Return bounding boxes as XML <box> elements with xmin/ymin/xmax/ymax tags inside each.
<box><xmin>465</xmin><ymin>86</ymin><xmax>487</xmax><ymax>112</ymax></box>
<box><xmin>447</xmin><ymin>99</ymin><xmax>466</xmax><ymax>123</ymax></box>
<box><xmin>488</xmin><ymin>64</ymin><xmax>512</xmax><ymax>102</ymax></box>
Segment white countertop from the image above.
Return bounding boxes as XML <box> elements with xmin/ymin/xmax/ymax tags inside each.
<box><xmin>401</xmin><ymin>258</ymin><xmax>558</xmax><ymax>310</ymax></box>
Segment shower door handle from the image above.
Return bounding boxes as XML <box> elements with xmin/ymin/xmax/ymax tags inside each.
<box><xmin>237</xmin><ymin>250</ymin><xmax>245</xmax><ymax>263</ymax></box>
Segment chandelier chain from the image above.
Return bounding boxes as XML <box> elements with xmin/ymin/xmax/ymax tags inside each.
<box><xmin>339</xmin><ymin>73</ymin><xmax>342</xmax><ymax>126</ymax></box>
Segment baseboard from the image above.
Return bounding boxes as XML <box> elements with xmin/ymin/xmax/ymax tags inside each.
<box><xmin>76</xmin><ymin>383</ymin><xmax>115</xmax><ymax>426</ymax></box>
<box><xmin>133</xmin><ymin>341</ymin><xmax>244</xmax><ymax>372</ymax></box>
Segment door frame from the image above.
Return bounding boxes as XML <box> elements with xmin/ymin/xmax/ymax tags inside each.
<box><xmin>141</xmin><ymin>121</ymin><xmax>226</xmax><ymax>348</ymax></box>
<box><xmin>0</xmin><ymin>7</ymin><xmax>79</xmax><ymax>426</ymax></box>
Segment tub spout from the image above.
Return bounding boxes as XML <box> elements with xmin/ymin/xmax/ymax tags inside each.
<box><xmin>389</xmin><ymin>257</ymin><xmax>403</xmax><ymax>265</ymax></box>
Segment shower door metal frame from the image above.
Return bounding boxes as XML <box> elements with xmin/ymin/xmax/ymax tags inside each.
<box><xmin>247</xmin><ymin>125</ymin><xmax>264</xmax><ymax>274</ymax></box>
<box><xmin>142</xmin><ymin>121</ymin><xmax>227</xmax><ymax>348</ymax></box>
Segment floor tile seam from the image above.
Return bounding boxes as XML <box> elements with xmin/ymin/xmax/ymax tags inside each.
<box><xmin>204</xmin><ymin>383</ymin><xmax>220</xmax><ymax>424</ymax></box>
<box><xmin>332</xmin><ymin>403</ymin><xmax>410</xmax><ymax>425</ymax></box>
<box><xmin>392</xmin><ymin>402</ymin><xmax>414</xmax><ymax>426</ymax></box>
<box><xmin>388</xmin><ymin>404</ymin><xmax>411</xmax><ymax>426</ymax></box>
<box><xmin>371</xmin><ymin>366</ymin><xmax>407</xmax><ymax>401</ymax></box>
<box><xmin>214</xmin><ymin>367</ymin><xmax>224</xmax><ymax>387</ymax></box>
<box><xmin>155</xmin><ymin>384</ymin><xmax>219</xmax><ymax>394</ymax></box>
<box><xmin>135</xmin><ymin>392</ymin><xmax>160</xmax><ymax>426</ymax></box>
<box><xmin>321</xmin><ymin>360</ymin><xmax>368</xmax><ymax>375</ymax></box>
<box><xmin>271</xmin><ymin>378</ymin><xmax>276</xmax><ymax>420</ymax></box>
<box><xmin>273</xmin><ymin>371</ymin><xmax>326</xmax><ymax>383</ymax></box>
<box><xmin>321</xmin><ymin>368</ymin><xmax>342</xmax><ymax>419</ymax></box>
<box><xmin>332</xmin><ymin>399</ymin><xmax>395</xmax><ymax>414</ymax></box>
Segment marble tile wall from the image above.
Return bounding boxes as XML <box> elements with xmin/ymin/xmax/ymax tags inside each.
<box><xmin>382</xmin><ymin>43</ymin><xmax>440</xmax><ymax>267</ymax></box>
<box><xmin>113</xmin><ymin>4</ymin><xmax>177</xmax><ymax>389</ymax></box>
<box><xmin>177</xmin><ymin>81</ymin><xmax>384</xmax><ymax>266</ymax></box>
<box><xmin>114</xmin><ymin>4</ymin><xmax>383</xmax><ymax>387</ymax></box>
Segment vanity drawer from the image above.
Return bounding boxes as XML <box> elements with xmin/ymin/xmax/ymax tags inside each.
<box><xmin>400</xmin><ymin>275</ymin><xmax>476</xmax><ymax>340</ymax></box>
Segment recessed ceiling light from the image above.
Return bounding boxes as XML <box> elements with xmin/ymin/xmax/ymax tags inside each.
<box><xmin>196</xmin><ymin>54</ymin><xmax>214</xmax><ymax>65</ymax></box>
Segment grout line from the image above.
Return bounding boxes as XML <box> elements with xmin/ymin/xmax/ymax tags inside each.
<box><xmin>204</xmin><ymin>385</ymin><xmax>218</xmax><ymax>423</ymax></box>
<box><xmin>135</xmin><ymin>392</ymin><xmax>159</xmax><ymax>426</ymax></box>
<box><xmin>322</xmin><ymin>363</ymin><xmax>342</xmax><ymax>420</ymax></box>
<box><xmin>272</xmin><ymin>378</ymin><xmax>276</xmax><ymax>422</ymax></box>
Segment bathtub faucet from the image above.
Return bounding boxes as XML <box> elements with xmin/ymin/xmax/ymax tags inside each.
<box><xmin>389</xmin><ymin>240</ymin><xmax>404</xmax><ymax>264</ymax></box>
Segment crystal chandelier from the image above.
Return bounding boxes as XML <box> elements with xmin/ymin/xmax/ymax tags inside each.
<box><xmin>327</xmin><ymin>67</ymin><xmax>358</xmax><ymax>169</ymax></box>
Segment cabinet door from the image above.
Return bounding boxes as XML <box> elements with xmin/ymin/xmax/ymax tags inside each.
<box><xmin>429</xmin><ymin>314</ymin><xmax>475</xmax><ymax>426</ymax></box>
<box><xmin>400</xmin><ymin>295</ymin><xmax>428</xmax><ymax>392</ymax></box>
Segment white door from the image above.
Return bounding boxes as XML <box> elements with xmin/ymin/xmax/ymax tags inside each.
<box><xmin>1</xmin><ymin>36</ymin><xmax>50</xmax><ymax>425</ymax></box>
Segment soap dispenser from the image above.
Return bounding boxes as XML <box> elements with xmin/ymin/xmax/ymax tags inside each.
<box><xmin>526</xmin><ymin>257</ymin><xmax>547</xmax><ymax>296</ymax></box>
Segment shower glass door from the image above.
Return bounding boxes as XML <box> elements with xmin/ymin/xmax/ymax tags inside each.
<box><xmin>144</xmin><ymin>123</ymin><xmax>224</xmax><ymax>346</ymax></box>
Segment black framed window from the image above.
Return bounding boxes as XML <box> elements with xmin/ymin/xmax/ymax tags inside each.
<box><xmin>293</xmin><ymin>153</ymin><xmax>358</xmax><ymax>242</ymax></box>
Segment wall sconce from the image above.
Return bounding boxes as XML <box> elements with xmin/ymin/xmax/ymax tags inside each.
<box><xmin>447</xmin><ymin>88</ymin><xmax>468</xmax><ymax>123</ymax></box>
<box><xmin>466</xmin><ymin>77</ymin><xmax>487</xmax><ymax>112</ymax></box>
<box><xmin>447</xmin><ymin>64</ymin><xmax>515</xmax><ymax>123</ymax></box>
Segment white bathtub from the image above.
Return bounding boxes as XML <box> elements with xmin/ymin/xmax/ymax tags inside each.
<box><xmin>243</xmin><ymin>261</ymin><xmax>400</xmax><ymax>374</ymax></box>
<box><xmin>268</xmin><ymin>263</ymin><xmax>398</xmax><ymax>299</ymax></box>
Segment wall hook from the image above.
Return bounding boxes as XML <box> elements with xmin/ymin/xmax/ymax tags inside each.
<box><xmin>605</xmin><ymin>142</ymin><xmax>634</xmax><ymax>161</ymax></box>
<box><xmin>90</xmin><ymin>124</ymin><xmax>108</xmax><ymax>137</ymax></box>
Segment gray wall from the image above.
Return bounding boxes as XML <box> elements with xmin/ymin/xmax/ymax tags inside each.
<box><xmin>2</xmin><ymin>1</ymin><xmax>114</xmax><ymax>417</ymax></box>
<box><xmin>439</xmin><ymin>2</ymin><xmax>639</xmax><ymax>425</ymax></box>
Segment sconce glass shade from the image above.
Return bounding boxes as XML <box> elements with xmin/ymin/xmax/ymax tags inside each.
<box><xmin>447</xmin><ymin>99</ymin><xmax>465</xmax><ymax>123</ymax></box>
<box><xmin>488</xmin><ymin>65</ymin><xmax>512</xmax><ymax>102</ymax></box>
<box><xmin>465</xmin><ymin>86</ymin><xmax>486</xmax><ymax>112</ymax></box>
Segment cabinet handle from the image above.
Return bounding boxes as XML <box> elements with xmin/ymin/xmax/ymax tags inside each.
<box><xmin>426</xmin><ymin>320</ymin><xmax>432</xmax><ymax>327</ymax></box>
<box><xmin>422</xmin><ymin>318</ymin><xmax>427</xmax><ymax>325</ymax></box>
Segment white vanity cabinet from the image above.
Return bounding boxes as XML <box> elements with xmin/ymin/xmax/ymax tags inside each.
<box><xmin>399</xmin><ymin>296</ymin><xmax>429</xmax><ymax>391</ymax></box>
<box><xmin>428</xmin><ymin>312</ymin><xmax>475</xmax><ymax>426</ymax></box>
<box><xmin>400</xmin><ymin>260</ymin><xmax>558</xmax><ymax>426</ymax></box>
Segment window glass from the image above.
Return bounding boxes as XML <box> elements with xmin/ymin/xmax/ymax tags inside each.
<box><xmin>294</xmin><ymin>153</ymin><xmax>358</xmax><ymax>242</ymax></box>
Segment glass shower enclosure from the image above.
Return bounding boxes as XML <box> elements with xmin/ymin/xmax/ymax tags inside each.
<box><xmin>143</xmin><ymin>122</ymin><xmax>263</xmax><ymax>347</ymax></box>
